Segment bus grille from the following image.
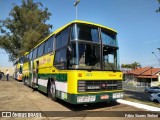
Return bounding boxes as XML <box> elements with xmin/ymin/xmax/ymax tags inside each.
<box><xmin>78</xmin><ymin>80</ymin><xmax>122</xmax><ymax>92</ymax></box>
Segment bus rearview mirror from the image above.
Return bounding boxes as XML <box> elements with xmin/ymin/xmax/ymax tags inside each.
<box><xmin>67</xmin><ymin>46</ymin><xmax>72</xmax><ymax>60</ymax></box>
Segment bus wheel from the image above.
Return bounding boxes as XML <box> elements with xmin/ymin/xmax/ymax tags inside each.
<box><xmin>22</xmin><ymin>78</ymin><xmax>25</xmax><ymax>85</ymax></box>
<box><xmin>48</xmin><ymin>81</ymin><xmax>57</xmax><ymax>101</ymax></box>
<box><xmin>23</xmin><ymin>77</ymin><xmax>26</xmax><ymax>85</ymax></box>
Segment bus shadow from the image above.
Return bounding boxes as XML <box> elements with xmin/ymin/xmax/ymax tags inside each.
<box><xmin>57</xmin><ymin>99</ymin><xmax>120</xmax><ymax>111</ymax></box>
<box><xmin>29</xmin><ymin>85</ymin><xmax>120</xmax><ymax>111</ymax></box>
<box><xmin>31</xmin><ymin>88</ymin><xmax>120</xmax><ymax>111</ymax></box>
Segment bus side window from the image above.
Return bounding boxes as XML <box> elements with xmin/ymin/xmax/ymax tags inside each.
<box><xmin>101</xmin><ymin>30</ymin><xmax>116</xmax><ymax>46</ymax></box>
<box><xmin>54</xmin><ymin>27</ymin><xmax>69</xmax><ymax>69</ymax></box>
<box><xmin>44</xmin><ymin>36</ymin><xmax>53</xmax><ymax>54</ymax></box>
<box><xmin>33</xmin><ymin>48</ymin><xmax>38</xmax><ymax>59</ymax></box>
<box><xmin>29</xmin><ymin>51</ymin><xmax>33</xmax><ymax>60</ymax></box>
<box><xmin>37</xmin><ymin>43</ymin><xmax>44</xmax><ymax>57</ymax></box>
<box><xmin>56</xmin><ymin>28</ymin><xmax>69</xmax><ymax>50</ymax></box>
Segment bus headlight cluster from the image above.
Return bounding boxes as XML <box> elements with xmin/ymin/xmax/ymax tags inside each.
<box><xmin>78</xmin><ymin>81</ymin><xmax>86</xmax><ymax>92</ymax></box>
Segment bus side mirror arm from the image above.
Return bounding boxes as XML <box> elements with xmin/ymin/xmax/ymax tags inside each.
<box><xmin>67</xmin><ymin>46</ymin><xmax>72</xmax><ymax>60</ymax></box>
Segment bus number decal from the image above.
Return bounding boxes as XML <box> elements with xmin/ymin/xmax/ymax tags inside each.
<box><xmin>86</xmin><ymin>73</ymin><xmax>92</xmax><ymax>76</ymax></box>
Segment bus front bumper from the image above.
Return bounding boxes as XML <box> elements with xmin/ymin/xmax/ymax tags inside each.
<box><xmin>67</xmin><ymin>91</ymin><xmax>123</xmax><ymax>104</ymax></box>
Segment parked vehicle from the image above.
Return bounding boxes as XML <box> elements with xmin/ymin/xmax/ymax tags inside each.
<box><xmin>144</xmin><ymin>86</ymin><xmax>160</xmax><ymax>93</ymax></box>
<box><xmin>150</xmin><ymin>93</ymin><xmax>160</xmax><ymax>103</ymax></box>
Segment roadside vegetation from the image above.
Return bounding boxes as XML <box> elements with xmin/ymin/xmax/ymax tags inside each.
<box><xmin>0</xmin><ymin>0</ymin><xmax>52</xmax><ymax>61</ymax></box>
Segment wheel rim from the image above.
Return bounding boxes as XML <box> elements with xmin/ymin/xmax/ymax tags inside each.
<box><xmin>50</xmin><ymin>82</ymin><xmax>56</xmax><ymax>98</ymax></box>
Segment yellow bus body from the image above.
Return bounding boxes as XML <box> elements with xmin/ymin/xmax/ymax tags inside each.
<box><xmin>22</xmin><ymin>20</ymin><xmax>123</xmax><ymax>104</ymax></box>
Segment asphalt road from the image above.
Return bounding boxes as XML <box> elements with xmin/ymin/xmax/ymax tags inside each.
<box><xmin>0</xmin><ymin>78</ymin><xmax>159</xmax><ymax>120</ymax></box>
<box><xmin>124</xmin><ymin>90</ymin><xmax>151</xmax><ymax>102</ymax></box>
<box><xmin>123</xmin><ymin>83</ymin><xmax>152</xmax><ymax>102</ymax></box>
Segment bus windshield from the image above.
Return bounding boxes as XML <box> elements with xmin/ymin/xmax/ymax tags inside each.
<box><xmin>69</xmin><ymin>23</ymin><xmax>119</xmax><ymax>70</ymax></box>
<box><xmin>103</xmin><ymin>46</ymin><xmax>118</xmax><ymax>70</ymax></box>
<box><xmin>69</xmin><ymin>43</ymin><xmax>101</xmax><ymax>70</ymax></box>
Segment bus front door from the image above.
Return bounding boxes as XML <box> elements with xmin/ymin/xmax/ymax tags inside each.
<box><xmin>32</xmin><ymin>61</ymin><xmax>39</xmax><ymax>88</ymax></box>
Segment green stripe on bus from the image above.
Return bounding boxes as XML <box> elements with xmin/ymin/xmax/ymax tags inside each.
<box><xmin>37</xmin><ymin>73</ymin><xmax>67</xmax><ymax>82</ymax></box>
<box><xmin>55</xmin><ymin>74</ymin><xmax>67</xmax><ymax>82</ymax></box>
<box><xmin>38</xmin><ymin>84</ymin><xmax>47</xmax><ymax>93</ymax></box>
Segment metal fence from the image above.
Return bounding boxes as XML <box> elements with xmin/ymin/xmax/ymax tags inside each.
<box><xmin>123</xmin><ymin>81</ymin><xmax>148</xmax><ymax>92</ymax></box>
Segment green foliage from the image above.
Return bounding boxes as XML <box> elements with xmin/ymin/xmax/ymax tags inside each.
<box><xmin>0</xmin><ymin>0</ymin><xmax>52</xmax><ymax>61</ymax></box>
<box><xmin>157</xmin><ymin>0</ymin><xmax>160</xmax><ymax>12</ymax></box>
<box><xmin>121</xmin><ymin>62</ymin><xmax>141</xmax><ymax>69</ymax></box>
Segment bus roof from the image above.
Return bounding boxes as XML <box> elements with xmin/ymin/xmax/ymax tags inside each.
<box><xmin>54</xmin><ymin>20</ymin><xmax>117</xmax><ymax>34</ymax></box>
<box><xmin>33</xmin><ymin>20</ymin><xmax>117</xmax><ymax>49</ymax></box>
<box><xmin>24</xmin><ymin>52</ymin><xmax>29</xmax><ymax>55</ymax></box>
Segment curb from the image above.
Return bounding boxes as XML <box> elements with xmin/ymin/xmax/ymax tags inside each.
<box><xmin>117</xmin><ymin>99</ymin><xmax>160</xmax><ymax>111</ymax></box>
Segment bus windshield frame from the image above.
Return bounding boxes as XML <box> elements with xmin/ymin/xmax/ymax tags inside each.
<box><xmin>68</xmin><ymin>23</ymin><xmax>120</xmax><ymax>71</ymax></box>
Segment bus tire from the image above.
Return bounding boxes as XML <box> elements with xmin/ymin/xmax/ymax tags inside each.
<box><xmin>24</xmin><ymin>76</ymin><xmax>29</xmax><ymax>86</ymax></box>
<box><xmin>48</xmin><ymin>80</ymin><xmax>57</xmax><ymax>102</ymax></box>
<box><xmin>153</xmin><ymin>99</ymin><xmax>159</xmax><ymax>103</ymax></box>
<box><xmin>23</xmin><ymin>76</ymin><xmax>26</xmax><ymax>85</ymax></box>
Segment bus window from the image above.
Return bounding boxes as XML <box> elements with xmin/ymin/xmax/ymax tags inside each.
<box><xmin>54</xmin><ymin>48</ymin><xmax>67</xmax><ymax>69</ymax></box>
<box><xmin>54</xmin><ymin>27</ymin><xmax>70</xmax><ymax>69</ymax></box>
<box><xmin>70</xmin><ymin>24</ymin><xmax>77</xmax><ymax>40</ymax></box>
<box><xmin>77</xmin><ymin>24</ymin><xmax>99</xmax><ymax>43</ymax></box>
<box><xmin>69</xmin><ymin>43</ymin><xmax>100</xmax><ymax>70</ymax></box>
<box><xmin>24</xmin><ymin>54</ymin><xmax>29</xmax><ymax>62</ymax></box>
<box><xmin>103</xmin><ymin>46</ymin><xmax>117</xmax><ymax>70</ymax></box>
<box><xmin>29</xmin><ymin>51</ymin><xmax>33</xmax><ymax>60</ymax></box>
<box><xmin>101</xmin><ymin>30</ymin><xmax>116</xmax><ymax>46</ymax></box>
<box><xmin>44</xmin><ymin>36</ymin><xmax>53</xmax><ymax>54</ymax></box>
<box><xmin>37</xmin><ymin>43</ymin><xmax>44</xmax><ymax>57</ymax></box>
<box><xmin>33</xmin><ymin>48</ymin><xmax>38</xmax><ymax>59</ymax></box>
<box><xmin>69</xmin><ymin>43</ymin><xmax>78</xmax><ymax>65</ymax></box>
<box><xmin>19</xmin><ymin>56</ymin><xmax>24</xmax><ymax>63</ymax></box>
<box><xmin>56</xmin><ymin>27</ymin><xmax>69</xmax><ymax>50</ymax></box>
<box><xmin>19</xmin><ymin>65</ymin><xmax>23</xmax><ymax>74</ymax></box>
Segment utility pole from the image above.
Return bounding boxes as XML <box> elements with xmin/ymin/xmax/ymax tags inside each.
<box><xmin>74</xmin><ymin>0</ymin><xmax>80</xmax><ymax>20</ymax></box>
<box><xmin>157</xmin><ymin>48</ymin><xmax>160</xmax><ymax>55</ymax></box>
<box><xmin>152</xmin><ymin>52</ymin><xmax>160</xmax><ymax>66</ymax></box>
<box><xmin>150</xmin><ymin>67</ymin><xmax>153</xmax><ymax>87</ymax></box>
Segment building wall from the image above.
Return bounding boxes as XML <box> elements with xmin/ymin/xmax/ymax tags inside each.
<box><xmin>156</xmin><ymin>72</ymin><xmax>160</xmax><ymax>82</ymax></box>
<box><xmin>0</xmin><ymin>66</ymin><xmax>14</xmax><ymax>76</ymax></box>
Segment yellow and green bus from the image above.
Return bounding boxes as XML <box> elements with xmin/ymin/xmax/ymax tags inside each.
<box><xmin>22</xmin><ymin>20</ymin><xmax>123</xmax><ymax>104</ymax></box>
<box><xmin>13</xmin><ymin>56</ymin><xmax>24</xmax><ymax>81</ymax></box>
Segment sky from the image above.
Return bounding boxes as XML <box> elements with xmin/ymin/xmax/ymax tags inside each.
<box><xmin>0</xmin><ymin>0</ymin><xmax>160</xmax><ymax>67</ymax></box>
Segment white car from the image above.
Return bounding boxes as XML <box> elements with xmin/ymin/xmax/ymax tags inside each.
<box><xmin>150</xmin><ymin>93</ymin><xmax>160</xmax><ymax>103</ymax></box>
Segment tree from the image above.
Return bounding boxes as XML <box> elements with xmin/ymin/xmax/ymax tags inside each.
<box><xmin>131</xmin><ymin>62</ymin><xmax>141</xmax><ymax>69</ymax></box>
<box><xmin>121</xmin><ymin>62</ymin><xmax>141</xmax><ymax>70</ymax></box>
<box><xmin>0</xmin><ymin>0</ymin><xmax>52</xmax><ymax>61</ymax></box>
<box><xmin>157</xmin><ymin>0</ymin><xmax>160</xmax><ymax>12</ymax></box>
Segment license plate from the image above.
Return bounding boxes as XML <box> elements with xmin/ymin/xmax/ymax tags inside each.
<box><xmin>113</xmin><ymin>93</ymin><xmax>123</xmax><ymax>99</ymax></box>
<box><xmin>77</xmin><ymin>96</ymin><xmax>96</xmax><ymax>103</ymax></box>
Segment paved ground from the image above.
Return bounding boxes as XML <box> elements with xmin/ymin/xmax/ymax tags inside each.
<box><xmin>124</xmin><ymin>90</ymin><xmax>151</xmax><ymax>101</ymax></box>
<box><xmin>0</xmin><ymin>77</ymin><xmax>159</xmax><ymax>120</ymax></box>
